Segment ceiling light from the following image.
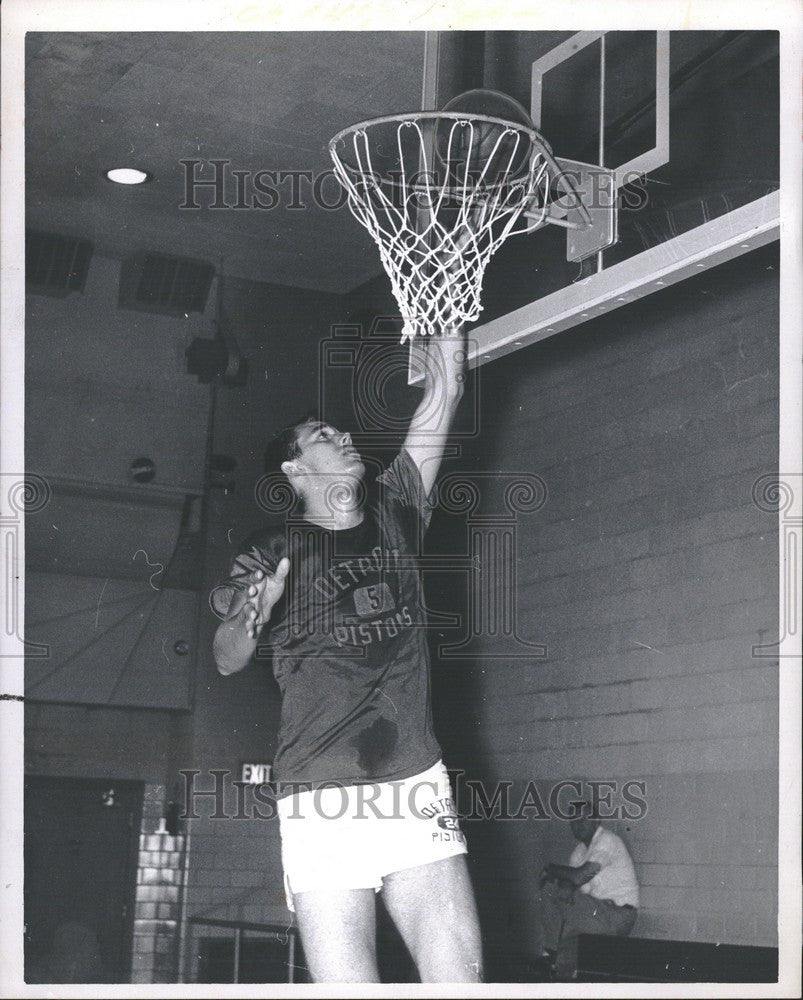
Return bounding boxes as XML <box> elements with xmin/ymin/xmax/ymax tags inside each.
<box><xmin>105</xmin><ymin>167</ymin><xmax>150</xmax><ymax>185</ymax></box>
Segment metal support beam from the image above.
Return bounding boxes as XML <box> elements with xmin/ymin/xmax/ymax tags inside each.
<box><xmin>421</xmin><ymin>32</ymin><xmax>440</xmax><ymax>111</ymax></box>
<box><xmin>232</xmin><ymin>926</ymin><xmax>241</xmax><ymax>984</ymax></box>
<box><xmin>408</xmin><ymin>33</ymin><xmax>442</xmax><ymax>386</ymax></box>
<box><xmin>287</xmin><ymin>930</ymin><xmax>296</xmax><ymax>983</ymax></box>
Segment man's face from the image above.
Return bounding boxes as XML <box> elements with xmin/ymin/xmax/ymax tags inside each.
<box><xmin>570</xmin><ymin>816</ymin><xmax>598</xmax><ymax>844</ymax></box>
<box><xmin>293</xmin><ymin>421</ymin><xmax>365</xmax><ymax>479</ymax></box>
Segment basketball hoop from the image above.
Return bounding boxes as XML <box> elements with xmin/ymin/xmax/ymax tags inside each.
<box><xmin>329</xmin><ymin>106</ymin><xmax>563</xmax><ymax>343</ymax></box>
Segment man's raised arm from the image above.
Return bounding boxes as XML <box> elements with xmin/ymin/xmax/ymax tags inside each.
<box><xmin>403</xmin><ymin>325</ymin><xmax>466</xmax><ymax>497</ymax></box>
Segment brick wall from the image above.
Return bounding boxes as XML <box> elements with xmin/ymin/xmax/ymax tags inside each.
<box><xmin>431</xmin><ymin>244</ymin><xmax>779</xmax><ymax>954</ymax></box>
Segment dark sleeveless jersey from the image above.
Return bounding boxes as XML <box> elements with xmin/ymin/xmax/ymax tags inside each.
<box><xmin>211</xmin><ymin>450</ymin><xmax>442</xmax><ymax>789</ymax></box>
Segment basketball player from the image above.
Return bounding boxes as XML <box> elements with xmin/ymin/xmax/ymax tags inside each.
<box><xmin>212</xmin><ymin>327</ymin><xmax>482</xmax><ymax>983</ymax></box>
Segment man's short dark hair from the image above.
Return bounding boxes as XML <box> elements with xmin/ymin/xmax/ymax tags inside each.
<box><xmin>570</xmin><ymin>800</ymin><xmax>600</xmax><ymax>822</ymax></box>
<box><xmin>263</xmin><ymin>414</ymin><xmax>317</xmax><ymax>476</ymax></box>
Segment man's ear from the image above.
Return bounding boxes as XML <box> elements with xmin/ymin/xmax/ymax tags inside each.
<box><xmin>281</xmin><ymin>459</ymin><xmax>302</xmax><ymax>479</ymax></box>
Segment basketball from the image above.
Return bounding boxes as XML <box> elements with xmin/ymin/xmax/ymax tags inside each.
<box><xmin>436</xmin><ymin>88</ymin><xmax>537</xmax><ymax>190</ymax></box>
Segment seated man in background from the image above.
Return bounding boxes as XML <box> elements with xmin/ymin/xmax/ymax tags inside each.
<box><xmin>534</xmin><ymin>806</ymin><xmax>639</xmax><ymax>980</ymax></box>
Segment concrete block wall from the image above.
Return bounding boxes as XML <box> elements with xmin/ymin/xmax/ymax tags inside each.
<box><xmin>131</xmin><ymin>785</ymin><xmax>186</xmax><ymax>984</ymax></box>
<box><xmin>432</xmin><ymin>245</ymin><xmax>780</xmax><ymax>955</ymax></box>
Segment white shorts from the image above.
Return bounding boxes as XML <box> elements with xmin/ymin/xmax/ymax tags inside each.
<box><xmin>277</xmin><ymin>760</ymin><xmax>467</xmax><ymax>911</ymax></box>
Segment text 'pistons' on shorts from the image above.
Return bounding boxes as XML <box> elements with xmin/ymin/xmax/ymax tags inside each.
<box><xmin>277</xmin><ymin>760</ymin><xmax>468</xmax><ymax>911</ymax></box>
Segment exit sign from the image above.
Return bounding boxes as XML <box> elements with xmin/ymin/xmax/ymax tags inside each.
<box><xmin>240</xmin><ymin>762</ymin><xmax>273</xmax><ymax>785</ymax></box>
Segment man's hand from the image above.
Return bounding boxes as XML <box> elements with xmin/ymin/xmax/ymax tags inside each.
<box><xmin>540</xmin><ymin>860</ymin><xmax>601</xmax><ymax>890</ymax></box>
<box><xmin>539</xmin><ymin>865</ymin><xmax>554</xmax><ymax>889</ymax></box>
<box><xmin>244</xmin><ymin>558</ymin><xmax>290</xmax><ymax>639</ymax></box>
<box><xmin>214</xmin><ymin>557</ymin><xmax>290</xmax><ymax>674</ymax></box>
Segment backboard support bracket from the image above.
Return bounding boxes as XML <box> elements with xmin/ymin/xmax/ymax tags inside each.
<box><xmin>525</xmin><ymin>157</ymin><xmax>618</xmax><ymax>261</ymax></box>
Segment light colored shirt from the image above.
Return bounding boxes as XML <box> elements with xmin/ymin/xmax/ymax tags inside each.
<box><xmin>569</xmin><ymin>825</ymin><xmax>640</xmax><ymax>908</ymax></box>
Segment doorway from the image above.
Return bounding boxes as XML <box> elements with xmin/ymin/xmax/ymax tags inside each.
<box><xmin>24</xmin><ymin>776</ymin><xmax>143</xmax><ymax>983</ymax></box>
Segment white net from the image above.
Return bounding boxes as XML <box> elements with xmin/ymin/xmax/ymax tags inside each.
<box><xmin>330</xmin><ymin>113</ymin><xmax>553</xmax><ymax>343</ymax></box>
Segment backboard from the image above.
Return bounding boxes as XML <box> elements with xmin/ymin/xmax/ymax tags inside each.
<box><xmin>410</xmin><ymin>30</ymin><xmax>779</xmax><ymax>373</ymax></box>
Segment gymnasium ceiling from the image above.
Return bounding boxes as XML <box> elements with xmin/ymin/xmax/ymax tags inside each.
<box><xmin>25</xmin><ymin>32</ymin><xmax>430</xmax><ymax>293</ymax></box>
<box><xmin>25</xmin><ymin>30</ymin><xmax>755</xmax><ymax>295</ymax></box>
